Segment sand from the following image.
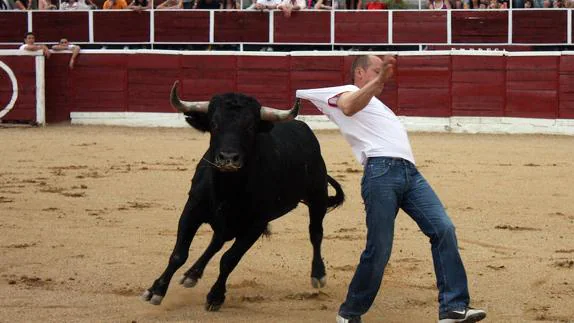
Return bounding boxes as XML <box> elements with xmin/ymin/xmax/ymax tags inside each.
<box><xmin>1</xmin><ymin>124</ymin><xmax>573</xmax><ymax>323</ymax></box>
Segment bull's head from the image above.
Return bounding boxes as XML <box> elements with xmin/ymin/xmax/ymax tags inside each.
<box><xmin>170</xmin><ymin>81</ymin><xmax>300</xmax><ymax>172</ymax></box>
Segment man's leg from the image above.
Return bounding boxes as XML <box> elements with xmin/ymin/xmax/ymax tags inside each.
<box><xmin>338</xmin><ymin>159</ymin><xmax>402</xmax><ymax>319</ymax></box>
<box><xmin>401</xmin><ymin>166</ymin><xmax>471</xmax><ymax>316</ymax></box>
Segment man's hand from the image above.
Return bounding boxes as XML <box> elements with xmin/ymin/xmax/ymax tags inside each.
<box><xmin>380</xmin><ymin>55</ymin><xmax>396</xmax><ymax>84</ymax></box>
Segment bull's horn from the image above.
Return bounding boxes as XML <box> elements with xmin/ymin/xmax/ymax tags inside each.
<box><xmin>260</xmin><ymin>98</ymin><xmax>301</xmax><ymax>122</ymax></box>
<box><xmin>170</xmin><ymin>81</ymin><xmax>209</xmax><ymax>114</ymax></box>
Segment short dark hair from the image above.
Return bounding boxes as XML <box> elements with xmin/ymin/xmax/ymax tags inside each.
<box><xmin>351</xmin><ymin>55</ymin><xmax>372</xmax><ymax>84</ymax></box>
<box><xmin>24</xmin><ymin>32</ymin><xmax>35</xmax><ymax>38</ymax></box>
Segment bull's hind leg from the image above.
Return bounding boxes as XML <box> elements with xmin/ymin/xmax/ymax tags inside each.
<box><xmin>308</xmin><ymin>200</ymin><xmax>328</xmax><ymax>288</ymax></box>
<box><xmin>205</xmin><ymin>224</ymin><xmax>267</xmax><ymax>311</ymax></box>
<box><xmin>179</xmin><ymin>233</ymin><xmax>225</xmax><ymax>288</ymax></box>
<box><xmin>141</xmin><ymin>197</ymin><xmax>205</xmax><ymax>305</ymax></box>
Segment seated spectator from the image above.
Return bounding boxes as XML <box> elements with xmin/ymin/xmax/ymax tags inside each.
<box><xmin>487</xmin><ymin>0</ymin><xmax>498</xmax><ymax>8</ymax></box>
<box><xmin>277</xmin><ymin>0</ymin><xmax>305</xmax><ymax>17</ymax></box>
<box><xmin>428</xmin><ymin>0</ymin><xmax>451</xmax><ymax>8</ymax></box>
<box><xmin>223</xmin><ymin>0</ymin><xmax>238</xmax><ymax>7</ymax></box>
<box><xmin>38</xmin><ymin>0</ymin><xmax>57</xmax><ymax>9</ymax></box>
<box><xmin>14</xmin><ymin>0</ymin><xmax>32</xmax><ymax>9</ymax></box>
<box><xmin>359</xmin><ymin>0</ymin><xmax>387</xmax><ymax>9</ymax></box>
<box><xmin>103</xmin><ymin>0</ymin><xmax>128</xmax><ymax>8</ymax></box>
<box><xmin>19</xmin><ymin>32</ymin><xmax>50</xmax><ymax>58</ymax></box>
<box><xmin>254</xmin><ymin>0</ymin><xmax>281</xmax><ymax>10</ymax></box>
<box><xmin>61</xmin><ymin>0</ymin><xmax>79</xmax><ymax>9</ymax></box>
<box><xmin>497</xmin><ymin>0</ymin><xmax>508</xmax><ymax>7</ymax></box>
<box><xmin>194</xmin><ymin>0</ymin><xmax>221</xmax><ymax>8</ymax></box>
<box><xmin>553</xmin><ymin>0</ymin><xmax>563</xmax><ymax>6</ymax></box>
<box><xmin>524</xmin><ymin>0</ymin><xmax>532</xmax><ymax>5</ymax></box>
<box><xmin>156</xmin><ymin>0</ymin><xmax>181</xmax><ymax>7</ymax></box>
<box><xmin>129</xmin><ymin>0</ymin><xmax>152</xmax><ymax>9</ymax></box>
<box><xmin>51</xmin><ymin>38</ymin><xmax>80</xmax><ymax>69</ymax></box>
<box><xmin>314</xmin><ymin>0</ymin><xmax>333</xmax><ymax>9</ymax></box>
<box><xmin>78</xmin><ymin>0</ymin><xmax>98</xmax><ymax>8</ymax></box>
<box><xmin>1</xmin><ymin>0</ymin><xmax>11</xmax><ymax>9</ymax></box>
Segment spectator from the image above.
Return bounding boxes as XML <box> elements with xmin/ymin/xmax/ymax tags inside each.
<box><xmin>19</xmin><ymin>32</ymin><xmax>50</xmax><ymax>58</ymax></box>
<box><xmin>359</xmin><ymin>0</ymin><xmax>387</xmax><ymax>9</ymax></box>
<box><xmin>277</xmin><ymin>0</ymin><xmax>305</xmax><ymax>17</ymax></box>
<box><xmin>14</xmin><ymin>0</ymin><xmax>32</xmax><ymax>9</ymax></box>
<box><xmin>181</xmin><ymin>0</ymin><xmax>192</xmax><ymax>8</ymax></box>
<box><xmin>524</xmin><ymin>0</ymin><xmax>532</xmax><ymax>6</ymax></box>
<box><xmin>487</xmin><ymin>0</ymin><xmax>498</xmax><ymax>8</ymax></box>
<box><xmin>553</xmin><ymin>0</ymin><xmax>563</xmax><ymax>6</ymax></box>
<box><xmin>156</xmin><ymin>0</ymin><xmax>182</xmax><ymax>8</ymax></box>
<box><xmin>222</xmin><ymin>0</ymin><xmax>238</xmax><ymax>7</ymax></box>
<box><xmin>428</xmin><ymin>0</ymin><xmax>451</xmax><ymax>8</ymax></box>
<box><xmin>38</xmin><ymin>0</ymin><xmax>57</xmax><ymax>9</ymax></box>
<box><xmin>128</xmin><ymin>0</ymin><xmax>152</xmax><ymax>9</ymax></box>
<box><xmin>1</xmin><ymin>0</ymin><xmax>11</xmax><ymax>9</ymax></box>
<box><xmin>194</xmin><ymin>0</ymin><xmax>221</xmax><ymax>8</ymax></box>
<box><xmin>51</xmin><ymin>38</ymin><xmax>80</xmax><ymax>69</ymax></box>
<box><xmin>77</xmin><ymin>0</ymin><xmax>98</xmax><ymax>8</ymax></box>
<box><xmin>497</xmin><ymin>0</ymin><xmax>508</xmax><ymax>7</ymax></box>
<box><xmin>103</xmin><ymin>0</ymin><xmax>128</xmax><ymax>8</ymax></box>
<box><xmin>254</xmin><ymin>0</ymin><xmax>281</xmax><ymax>10</ymax></box>
<box><xmin>61</xmin><ymin>0</ymin><xmax>79</xmax><ymax>9</ymax></box>
<box><xmin>314</xmin><ymin>0</ymin><xmax>334</xmax><ymax>9</ymax></box>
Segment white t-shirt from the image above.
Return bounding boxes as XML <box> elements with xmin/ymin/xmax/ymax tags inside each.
<box><xmin>296</xmin><ymin>85</ymin><xmax>415</xmax><ymax>166</ymax></box>
<box><xmin>256</xmin><ymin>0</ymin><xmax>282</xmax><ymax>5</ymax></box>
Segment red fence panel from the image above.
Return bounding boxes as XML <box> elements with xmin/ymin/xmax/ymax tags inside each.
<box><xmin>335</xmin><ymin>11</ymin><xmax>388</xmax><ymax>44</ymax></box>
<box><xmin>0</xmin><ymin>56</ymin><xmax>37</xmax><ymax>122</ymax></box>
<box><xmin>451</xmin><ymin>55</ymin><xmax>506</xmax><ymax>116</ymax></box>
<box><xmin>393</xmin><ymin>11</ymin><xmax>447</xmax><ymax>44</ymax></box>
<box><xmin>214</xmin><ymin>11</ymin><xmax>269</xmax><ymax>43</ymax></box>
<box><xmin>559</xmin><ymin>55</ymin><xmax>574</xmax><ymax>118</ymax></box>
<box><xmin>155</xmin><ymin>11</ymin><xmax>210</xmax><ymax>43</ymax></box>
<box><xmin>0</xmin><ymin>12</ymin><xmax>27</xmax><ymax>43</ymax></box>
<box><xmin>506</xmin><ymin>55</ymin><xmax>559</xmax><ymax>118</ymax></box>
<box><xmin>93</xmin><ymin>11</ymin><xmax>150</xmax><ymax>43</ymax></box>
<box><xmin>236</xmin><ymin>56</ymin><xmax>290</xmax><ymax>108</ymax></box>
<box><xmin>290</xmin><ymin>56</ymin><xmax>345</xmax><ymax>114</ymax></box>
<box><xmin>32</xmin><ymin>12</ymin><xmax>90</xmax><ymax>43</ymax></box>
<box><xmin>179</xmin><ymin>55</ymin><xmax>237</xmax><ymax>100</ymax></box>
<box><xmin>397</xmin><ymin>55</ymin><xmax>451</xmax><ymax>117</ymax></box>
<box><xmin>452</xmin><ymin>11</ymin><xmax>508</xmax><ymax>44</ymax></box>
<box><xmin>513</xmin><ymin>10</ymin><xmax>567</xmax><ymax>44</ymax></box>
<box><xmin>274</xmin><ymin>11</ymin><xmax>330</xmax><ymax>44</ymax></box>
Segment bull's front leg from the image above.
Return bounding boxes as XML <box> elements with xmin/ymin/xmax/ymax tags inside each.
<box><xmin>141</xmin><ymin>197</ymin><xmax>206</xmax><ymax>305</ymax></box>
<box><xmin>179</xmin><ymin>232</ymin><xmax>225</xmax><ymax>288</ymax></box>
<box><xmin>205</xmin><ymin>224</ymin><xmax>267</xmax><ymax>311</ymax></box>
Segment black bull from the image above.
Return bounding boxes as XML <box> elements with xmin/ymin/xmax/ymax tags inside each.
<box><xmin>142</xmin><ymin>81</ymin><xmax>345</xmax><ymax>311</ymax></box>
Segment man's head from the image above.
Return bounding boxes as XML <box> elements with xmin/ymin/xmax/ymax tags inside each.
<box><xmin>59</xmin><ymin>38</ymin><xmax>69</xmax><ymax>46</ymax></box>
<box><xmin>351</xmin><ymin>55</ymin><xmax>384</xmax><ymax>88</ymax></box>
<box><xmin>24</xmin><ymin>32</ymin><xmax>35</xmax><ymax>45</ymax></box>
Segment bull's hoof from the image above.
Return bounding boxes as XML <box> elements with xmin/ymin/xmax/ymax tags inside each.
<box><xmin>205</xmin><ymin>302</ymin><xmax>222</xmax><ymax>312</ymax></box>
<box><xmin>140</xmin><ymin>290</ymin><xmax>164</xmax><ymax>305</ymax></box>
<box><xmin>179</xmin><ymin>276</ymin><xmax>198</xmax><ymax>288</ymax></box>
<box><xmin>311</xmin><ymin>276</ymin><xmax>327</xmax><ymax>288</ymax></box>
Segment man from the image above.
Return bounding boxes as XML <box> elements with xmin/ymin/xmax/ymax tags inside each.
<box><xmin>51</xmin><ymin>38</ymin><xmax>81</xmax><ymax>69</ymax></box>
<box><xmin>296</xmin><ymin>55</ymin><xmax>486</xmax><ymax>323</ymax></box>
<box><xmin>19</xmin><ymin>32</ymin><xmax>51</xmax><ymax>58</ymax></box>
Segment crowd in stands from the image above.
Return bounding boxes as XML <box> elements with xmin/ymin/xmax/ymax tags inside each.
<box><xmin>1</xmin><ymin>0</ymin><xmax>572</xmax><ymax>10</ymax></box>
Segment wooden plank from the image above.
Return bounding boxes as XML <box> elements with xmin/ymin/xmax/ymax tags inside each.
<box><xmin>32</xmin><ymin>12</ymin><xmax>89</xmax><ymax>43</ymax></box>
<box><xmin>93</xmin><ymin>11</ymin><xmax>150</xmax><ymax>43</ymax></box>
<box><xmin>451</xmin><ymin>11</ymin><xmax>508</xmax><ymax>44</ymax></box>
<box><xmin>214</xmin><ymin>11</ymin><xmax>269</xmax><ymax>43</ymax></box>
<box><xmin>274</xmin><ymin>11</ymin><xmax>330</xmax><ymax>44</ymax></box>
<box><xmin>335</xmin><ymin>12</ymin><xmax>388</xmax><ymax>44</ymax></box>
<box><xmin>154</xmin><ymin>11</ymin><xmax>210</xmax><ymax>43</ymax></box>
<box><xmin>0</xmin><ymin>12</ymin><xmax>27</xmax><ymax>43</ymax></box>
<box><xmin>513</xmin><ymin>10</ymin><xmax>567</xmax><ymax>44</ymax></box>
<box><xmin>393</xmin><ymin>11</ymin><xmax>447</xmax><ymax>44</ymax></box>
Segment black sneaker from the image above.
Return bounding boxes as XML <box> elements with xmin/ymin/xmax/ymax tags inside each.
<box><xmin>336</xmin><ymin>314</ymin><xmax>362</xmax><ymax>323</ymax></box>
<box><xmin>438</xmin><ymin>307</ymin><xmax>486</xmax><ymax>323</ymax></box>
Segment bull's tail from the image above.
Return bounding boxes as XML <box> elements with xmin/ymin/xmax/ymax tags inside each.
<box><xmin>326</xmin><ymin>175</ymin><xmax>345</xmax><ymax>212</ymax></box>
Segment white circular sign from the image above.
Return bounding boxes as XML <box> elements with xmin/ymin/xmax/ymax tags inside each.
<box><xmin>0</xmin><ymin>60</ymin><xmax>19</xmax><ymax>119</ymax></box>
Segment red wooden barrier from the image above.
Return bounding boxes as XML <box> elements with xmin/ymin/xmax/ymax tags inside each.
<box><xmin>451</xmin><ymin>11</ymin><xmax>508</xmax><ymax>44</ymax></box>
<box><xmin>335</xmin><ymin>12</ymin><xmax>388</xmax><ymax>44</ymax></box>
<box><xmin>155</xmin><ymin>11</ymin><xmax>210</xmax><ymax>43</ymax></box>
<box><xmin>559</xmin><ymin>55</ymin><xmax>574</xmax><ymax>119</ymax></box>
<box><xmin>0</xmin><ymin>12</ymin><xmax>27</xmax><ymax>43</ymax></box>
<box><xmin>393</xmin><ymin>11</ymin><xmax>447</xmax><ymax>44</ymax></box>
<box><xmin>33</xmin><ymin>11</ymin><xmax>90</xmax><ymax>43</ymax></box>
<box><xmin>214</xmin><ymin>11</ymin><xmax>269</xmax><ymax>43</ymax></box>
<box><xmin>513</xmin><ymin>10</ymin><xmax>567</xmax><ymax>44</ymax></box>
<box><xmin>0</xmin><ymin>56</ymin><xmax>37</xmax><ymax>122</ymax></box>
<box><xmin>506</xmin><ymin>56</ymin><xmax>559</xmax><ymax>118</ymax></box>
<box><xmin>274</xmin><ymin>11</ymin><xmax>330</xmax><ymax>44</ymax></box>
<box><xmin>93</xmin><ymin>11</ymin><xmax>150</xmax><ymax>43</ymax></box>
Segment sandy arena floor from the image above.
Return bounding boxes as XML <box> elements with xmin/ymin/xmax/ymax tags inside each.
<box><xmin>1</xmin><ymin>124</ymin><xmax>573</xmax><ymax>323</ymax></box>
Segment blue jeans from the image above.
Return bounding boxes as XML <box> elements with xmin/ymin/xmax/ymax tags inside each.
<box><xmin>339</xmin><ymin>157</ymin><xmax>470</xmax><ymax>318</ymax></box>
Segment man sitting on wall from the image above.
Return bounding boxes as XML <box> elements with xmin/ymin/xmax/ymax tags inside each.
<box><xmin>51</xmin><ymin>38</ymin><xmax>81</xmax><ymax>69</ymax></box>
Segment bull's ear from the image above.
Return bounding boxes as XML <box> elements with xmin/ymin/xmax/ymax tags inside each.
<box><xmin>185</xmin><ymin>112</ymin><xmax>210</xmax><ymax>132</ymax></box>
<box><xmin>258</xmin><ymin>120</ymin><xmax>274</xmax><ymax>133</ymax></box>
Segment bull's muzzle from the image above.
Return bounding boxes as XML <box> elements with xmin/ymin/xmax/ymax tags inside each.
<box><xmin>214</xmin><ymin>151</ymin><xmax>242</xmax><ymax>172</ymax></box>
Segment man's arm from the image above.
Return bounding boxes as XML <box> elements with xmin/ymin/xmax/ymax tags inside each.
<box><xmin>337</xmin><ymin>56</ymin><xmax>396</xmax><ymax>117</ymax></box>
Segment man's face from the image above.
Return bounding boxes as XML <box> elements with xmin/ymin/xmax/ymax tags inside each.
<box><xmin>25</xmin><ymin>34</ymin><xmax>35</xmax><ymax>45</ymax></box>
<box><xmin>357</xmin><ymin>56</ymin><xmax>383</xmax><ymax>88</ymax></box>
<box><xmin>60</xmin><ymin>39</ymin><xmax>69</xmax><ymax>46</ymax></box>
